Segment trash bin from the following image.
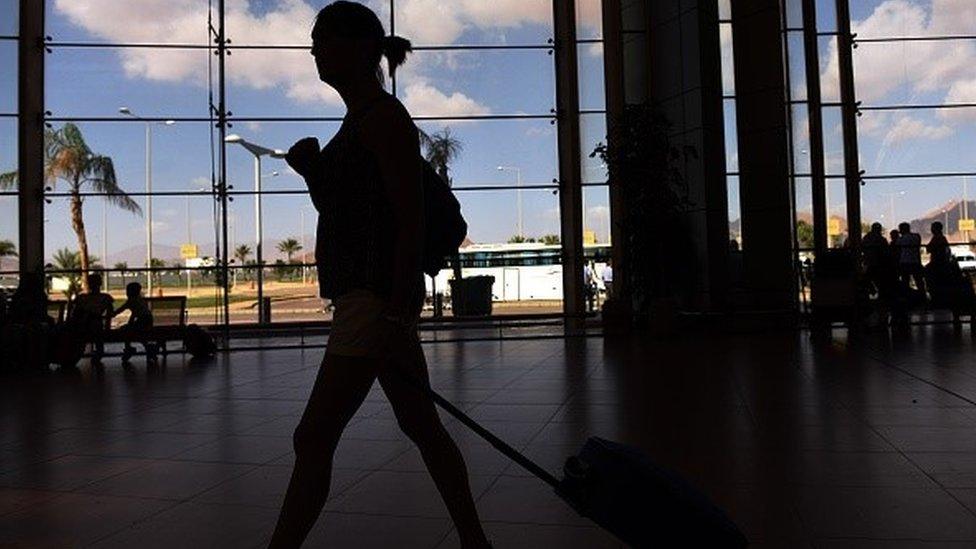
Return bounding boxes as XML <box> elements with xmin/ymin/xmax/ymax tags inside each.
<box><xmin>449</xmin><ymin>276</ymin><xmax>495</xmax><ymax>317</ymax></box>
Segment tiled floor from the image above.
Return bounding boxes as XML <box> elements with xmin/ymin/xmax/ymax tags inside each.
<box><xmin>3</xmin><ymin>327</ymin><xmax>976</xmax><ymax>547</ymax></box>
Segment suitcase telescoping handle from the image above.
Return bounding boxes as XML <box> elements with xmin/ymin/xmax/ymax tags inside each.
<box><xmin>397</xmin><ymin>368</ymin><xmax>562</xmax><ymax>490</ymax></box>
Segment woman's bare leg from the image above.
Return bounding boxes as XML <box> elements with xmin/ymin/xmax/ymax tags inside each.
<box><xmin>377</xmin><ymin>338</ymin><xmax>490</xmax><ymax>548</ymax></box>
<box><xmin>267</xmin><ymin>353</ymin><xmax>381</xmax><ymax>549</ymax></box>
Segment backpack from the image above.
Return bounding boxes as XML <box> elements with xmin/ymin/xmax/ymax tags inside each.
<box><xmin>183</xmin><ymin>324</ymin><xmax>217</xmax><ymax>358</ymax></box>
<box><xmin>343</xmin><ymin>95</ymin><xmax>467</xmax><ymax>277</ymax></box>
<box><xmin>421</xmin><ymin>161</ymin><xmax>467</xmax><ymax>277</ymax></box>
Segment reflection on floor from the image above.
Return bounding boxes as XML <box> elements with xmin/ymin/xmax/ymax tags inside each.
<box><xmin>3</xmin><ymin>327</ymin><xmax>976</xmax><ymax>547</ymax></box>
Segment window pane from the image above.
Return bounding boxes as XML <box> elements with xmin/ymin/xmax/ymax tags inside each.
<box><xmin>1</xmin><ymin>0</ymin><xmax>17</xmax><ymax>36</ymax></box>
<box><xmin>0</xmin><ymin>193</ymin><xmax>17</xmax><ymax>277</ymax></box>
<box><xmin>0</xmin><ymin>116</ymin><xmax>13</xmax><ymax>277</ymax></box>
<box><xmin>0</xmin><ymin>40</ymin><xmax>16</xmax><ymax>113</ymax></box>
<box><xmin>225</xmin><ymin>48</ymin><xmax>347</xmax><ymax>118</ymax></box>
<box><xmin>818</xmin><ymin>35</ymin><xmax>840</xmax><ymax>104</ymax></box>
<box><xmin>46</xmin><ymin>47</ymin><xmax>211</xmax><ymax>117</ymax></box>
<box><xmin>417</xmin><ymin>119</ymin><xmax>558</xmax><ymax>189</ymax></box>
<box><xmin>457</xmin><ymin>188</ymin><xmax>559</xmax><ymax>246</ymax></box>
<box><xmin>453</xmin><ymin>189</ymin><xmax>564</xmax><ymax>310</ymax></box>
<box><xmin>724</xmin><ymin>98</ymin><xmax>738</xmax><ymax>173</ymax></box>
<box><xmin>236</xmin><ymin>193</ymin><xmax>321</xmax><ymax>324</ymax></box>
<box><xmin>791</xmin><ymin>103</ymin><xmax>810</xmax><ymax>175</ymax></box>
<box><xmin>578</xmin><ymin>43</ymin><xmax>605</xmax><ymax>111</ymax></box>
<box><xmin>225</xmin><ymin>122</ymin><xmax>337</xmax><ymax>193</ymax></box>
<box><xmin>397</xmin><ymin>49</ymin><xmax>555</xmax><ymax>116</ymax></box>
<box><xmin>821</xmin><ymin>106</ymin><xmax>846</xmax><ymax>176</ymax></box>
<box><xmin>46</xmin><ymin>0</ymin><xmax>211</xmax><ymax>44</ymax></box>
<box><xmin>41</xmin><ymin>122</ymin><xmax>221</xmax><ymax>194</ymax></box>
<box><xmin>394</xmin><ymin>0</ymin><xmax>551</xmax><ymax>46</ymax></box>
<box><xmin>826</xmin><ymin>178</ymin><xmax>848</xmax><ymax>247</ymax></box>
<box><xmin>0</xmin><ymin>116</ymin><xmax>14</xmax><ymax>180</ymax></box>
<box><xmin>719</xmin><ymin>0</ymin><xmax>731</xmax><ymax>21</ymax></box>
<box><xmin>727</xmin><ymin>175</ymin><xmax>740</xmax><ymax>247</ymax></box>
<box><xmin>862</xmin><ymin>178</ymin><xmax>976</xmax><ymax>245</ymax></box>
<box><xmin>786</xmin><ymin>31</ymin><xmax>805</xmax><ymax>102</ymax></box>
<box><xmin>856</xmin><ymin>109</ymin><xmax>974</xmax><ymax>177</ymax></box>
<box><xmin>851</xmin><ymin>4</ymin><xmax>975</xmax><ymax>39</ymax></box>
<box><xmin>850</xmin><ymin>40</ymin><xmax>968</xmax><ymax>107</ymax></box>
<box><xmin>580</xmin><ymin>113</ymin><xmax>607</xmax><ymax>184</ymax></box>
<box><xmin>784</xmin><ymin>0</ymin><xmax>802</xmax><ymax>29</ymax></box>
<box><xmin>582</xmin><ymin>184</ymin><xmax>610</xmax><ymax>245</ymax></box>
<box><xmin>577</xmin><ymin>0</ymin><xmax>602</xmax><ymax>40</ymax></box>
<box><xmin>816</xmin><ymin>0</ymin><xmax>837</xmax><ymax>33</ymax></box>
<box><xmin>793</xmin><ymin>176</ymin><xmax>814</xmax><ymax>249</ymax></box>
<box><xmin>720</xmin><ymin>23</ymin><xmax>734</xmax><ymax>96</ymax></box>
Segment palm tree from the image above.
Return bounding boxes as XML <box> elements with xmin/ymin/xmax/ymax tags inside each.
<box><xmin>0</xmin><ymin>123</ymin><xmax>141</xmax><ymax>294</ymax></box>
<box><xmin>419</xmin><ymin>127</ymin><xmax>464</xmax><ymax>280</ymax></box>
<box><xmin>149</xmin><ymin>257</ymin><xmax>166</xmax><ymax>291</ymax></box>
<box><xmin>234</xmin><ymin>244</ymin><xmax>252</xmax><ymax>285</ymax></box>
<box><xmin>51</xmin><ymin>248</ymin><xmax>83</xmax><ymax>298</ymax></box>
<box><xmin>0</xmin><ymin>239</ymin><xmax>17</xmax><ymax>258</ymax></box>
<box><xmin>277</xmin><ymin>238</ymin><xmax>302</xmax><ymax>263</ymax></box>
<box><xmin>420</xmin><ymin>127</ymin><xmax>463</xmax><ymax>187</ymax></box>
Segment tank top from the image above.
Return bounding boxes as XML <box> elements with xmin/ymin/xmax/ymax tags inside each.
<box><xmin>311</xmin><ymin>98</ymin><xmax>396</xmax><ymax>300</ymax></box>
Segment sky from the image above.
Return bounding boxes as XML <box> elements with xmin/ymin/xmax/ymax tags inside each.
<box><xmin>0</xmin><ymin>0</ymin><xmax>607</xmax><ymax>266</ymax></box>
<box><xmin>747</xmin><ymin>0</ymin><xmax>976</xmax><ymax>238</ymax></box>
<box><xmin>1</xmin><ymin>0</ymin><xmax>975</xmax><ymax>266</ymax></box>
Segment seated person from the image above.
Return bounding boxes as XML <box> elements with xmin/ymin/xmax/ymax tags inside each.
<box><xmin>67</xmin><ymin>274</ymin><xmax>114</xmax><ymax>364</ymax></box>
<box><xmin>113</xmin><ymin>282</ymin><xmax>157</xmax><ymax>363</ymax></box>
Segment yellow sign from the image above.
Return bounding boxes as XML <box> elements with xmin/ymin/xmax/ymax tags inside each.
<box><xmin>959</xmin><ymin>219</ymin><xmax>975</xmax><ymax>232</ymax></box>
<box><xmin>828</xmin><ymin>218</ymin><xmax>842</xmax><ymax>236</ymax></box>
<box><xmin>583</xmin><ymin>230</ymin><xmax>597</xmax><ymax>245</ymax></box>
<box><xmin>180</xmin><ymin>244</ymin><xmax>199</xmax><ymax>259</ymax></box>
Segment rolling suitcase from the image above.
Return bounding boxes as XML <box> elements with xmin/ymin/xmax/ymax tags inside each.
<box><xmin>410</xmin><ymin>376</ymin><xmax>749</xmax><ymax>548</ymax></box>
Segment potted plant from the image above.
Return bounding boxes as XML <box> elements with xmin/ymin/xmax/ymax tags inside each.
<box><xmin>591</xmin><ymin>103</ymin><xmax>694</xmax><ymax>335</ymax></box>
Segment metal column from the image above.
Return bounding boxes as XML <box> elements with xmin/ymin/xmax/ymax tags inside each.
<box><xmin>601</xmin><ymin>0</ymin><xmax>627</xmax><ymax>307</ymax></box>
<box><xmin>802</xmin><ymin>0</ymin><xmax>828</xmax><ymax>254</ymax></box>
<box><xmin>835</xmin><ymin>0</ymin><xmax>862</xmax><ymax>248</ymax></box>
<box><xmin>18</xmin><ymin>0</ymin><xmax>45</xmax><ymax>281</ymax></box>
<box><xmin>553</xmin><ymin>0</ymin><xmax>585</xmax><ymax>329</ymax></box>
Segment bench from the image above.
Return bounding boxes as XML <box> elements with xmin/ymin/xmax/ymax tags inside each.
<box><xmin>102</xmin><ymin>296</ymin><xmax>190</xmax><ymax>357</ymax></box>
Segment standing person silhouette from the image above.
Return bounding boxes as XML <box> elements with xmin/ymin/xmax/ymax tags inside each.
<box><xmin>267</xmin><ymin>3</ymin><xmax>489</xmax><ymax>548</ymax></box>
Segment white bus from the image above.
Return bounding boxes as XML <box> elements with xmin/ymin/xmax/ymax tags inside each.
<box><xmin>425</xmin><ymin>242</ymin><xmax>612</xmax><ymax>302</ymax></box>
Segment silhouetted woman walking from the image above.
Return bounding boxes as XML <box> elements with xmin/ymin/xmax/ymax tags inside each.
<box><xmin>268</xmin><ymin>2</ymin><xmax>489</xmax><ymax>548</ymax></box>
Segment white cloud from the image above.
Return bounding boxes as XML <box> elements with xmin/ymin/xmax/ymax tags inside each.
<box><xmin>51</xmin><ymin>0</ymin><xmax>517</xmax><ymax>115</ymax></box>
<box><xmin>821</xmin><ymin>0</ymin><xmax>976</xmax><ymax>124</ymax></box>
<box><xmin>942</xmin><ymin>78</ymin><xmax>976</xmax><ymax>122</ymax></box>
<box><xmin>885</xmin><ymin>115</ymin><xmax>953</xmax><ymax>143</ymax></box>
<box><xmin>401</xmin><ymin>81</ymin><xmax>490</xmax><ymax>118</ymax></box>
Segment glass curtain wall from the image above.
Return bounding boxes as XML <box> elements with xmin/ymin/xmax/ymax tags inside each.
<box><xmin>1</xmin><ymin>0</ymin><xmax>18</xmax><ymax>289</ymax></box>
<box><xmin>844</xmin><ymin>1</ymin><xmax>976</xmax><ymax>260</ymax></box>
<box><xmin>36</xmin><ymin>0</ymin><xmax>601</xmax><ymax>330</ymax></box>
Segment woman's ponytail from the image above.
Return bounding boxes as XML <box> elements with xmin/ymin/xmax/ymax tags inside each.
<box><xmin>381</xmin><ymin>35</ymin><xmax>413</xmax><ymax>77</ymax></box>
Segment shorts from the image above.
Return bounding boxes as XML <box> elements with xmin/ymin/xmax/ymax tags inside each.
<box><xmin>327</xmin><ymin>289</ymin><xmax>419</xmax><ymax>359</ymax></box>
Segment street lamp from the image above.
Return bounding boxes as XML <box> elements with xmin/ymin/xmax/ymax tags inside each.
<box><xmin>224</xmin><ymin>134</ymin><xmax>286</xmax><ymax>324</ymax></box>
<box><xmin>119</xmin><ymin>106</ymin><xmax>175</xmax><ymax>296</ymax></box>
<box><xmin>497</xmin><ymin>165</ymin><xmax>523</xmax><ymax>238</ymax></box>
<box><xmin>880</xmin><ymin>191</ymin><xmax>906</xmax><ymax>227</ymax></box>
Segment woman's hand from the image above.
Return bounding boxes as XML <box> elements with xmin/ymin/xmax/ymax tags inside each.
<box><xmin>285</xmin><ymin>137</ymin><xmax>321</xmax><ymax>178</ymax></box>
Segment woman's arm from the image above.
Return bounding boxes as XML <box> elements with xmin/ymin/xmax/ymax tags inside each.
<box><xmin>358</xmin><ymin>102</ymin><xmax>424</xmax><ymax>318</ymax></box>
<box><xmin>286</xmin><ymin>137</ymin><xmax>326</xmax><ymax>211</ymax></box>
